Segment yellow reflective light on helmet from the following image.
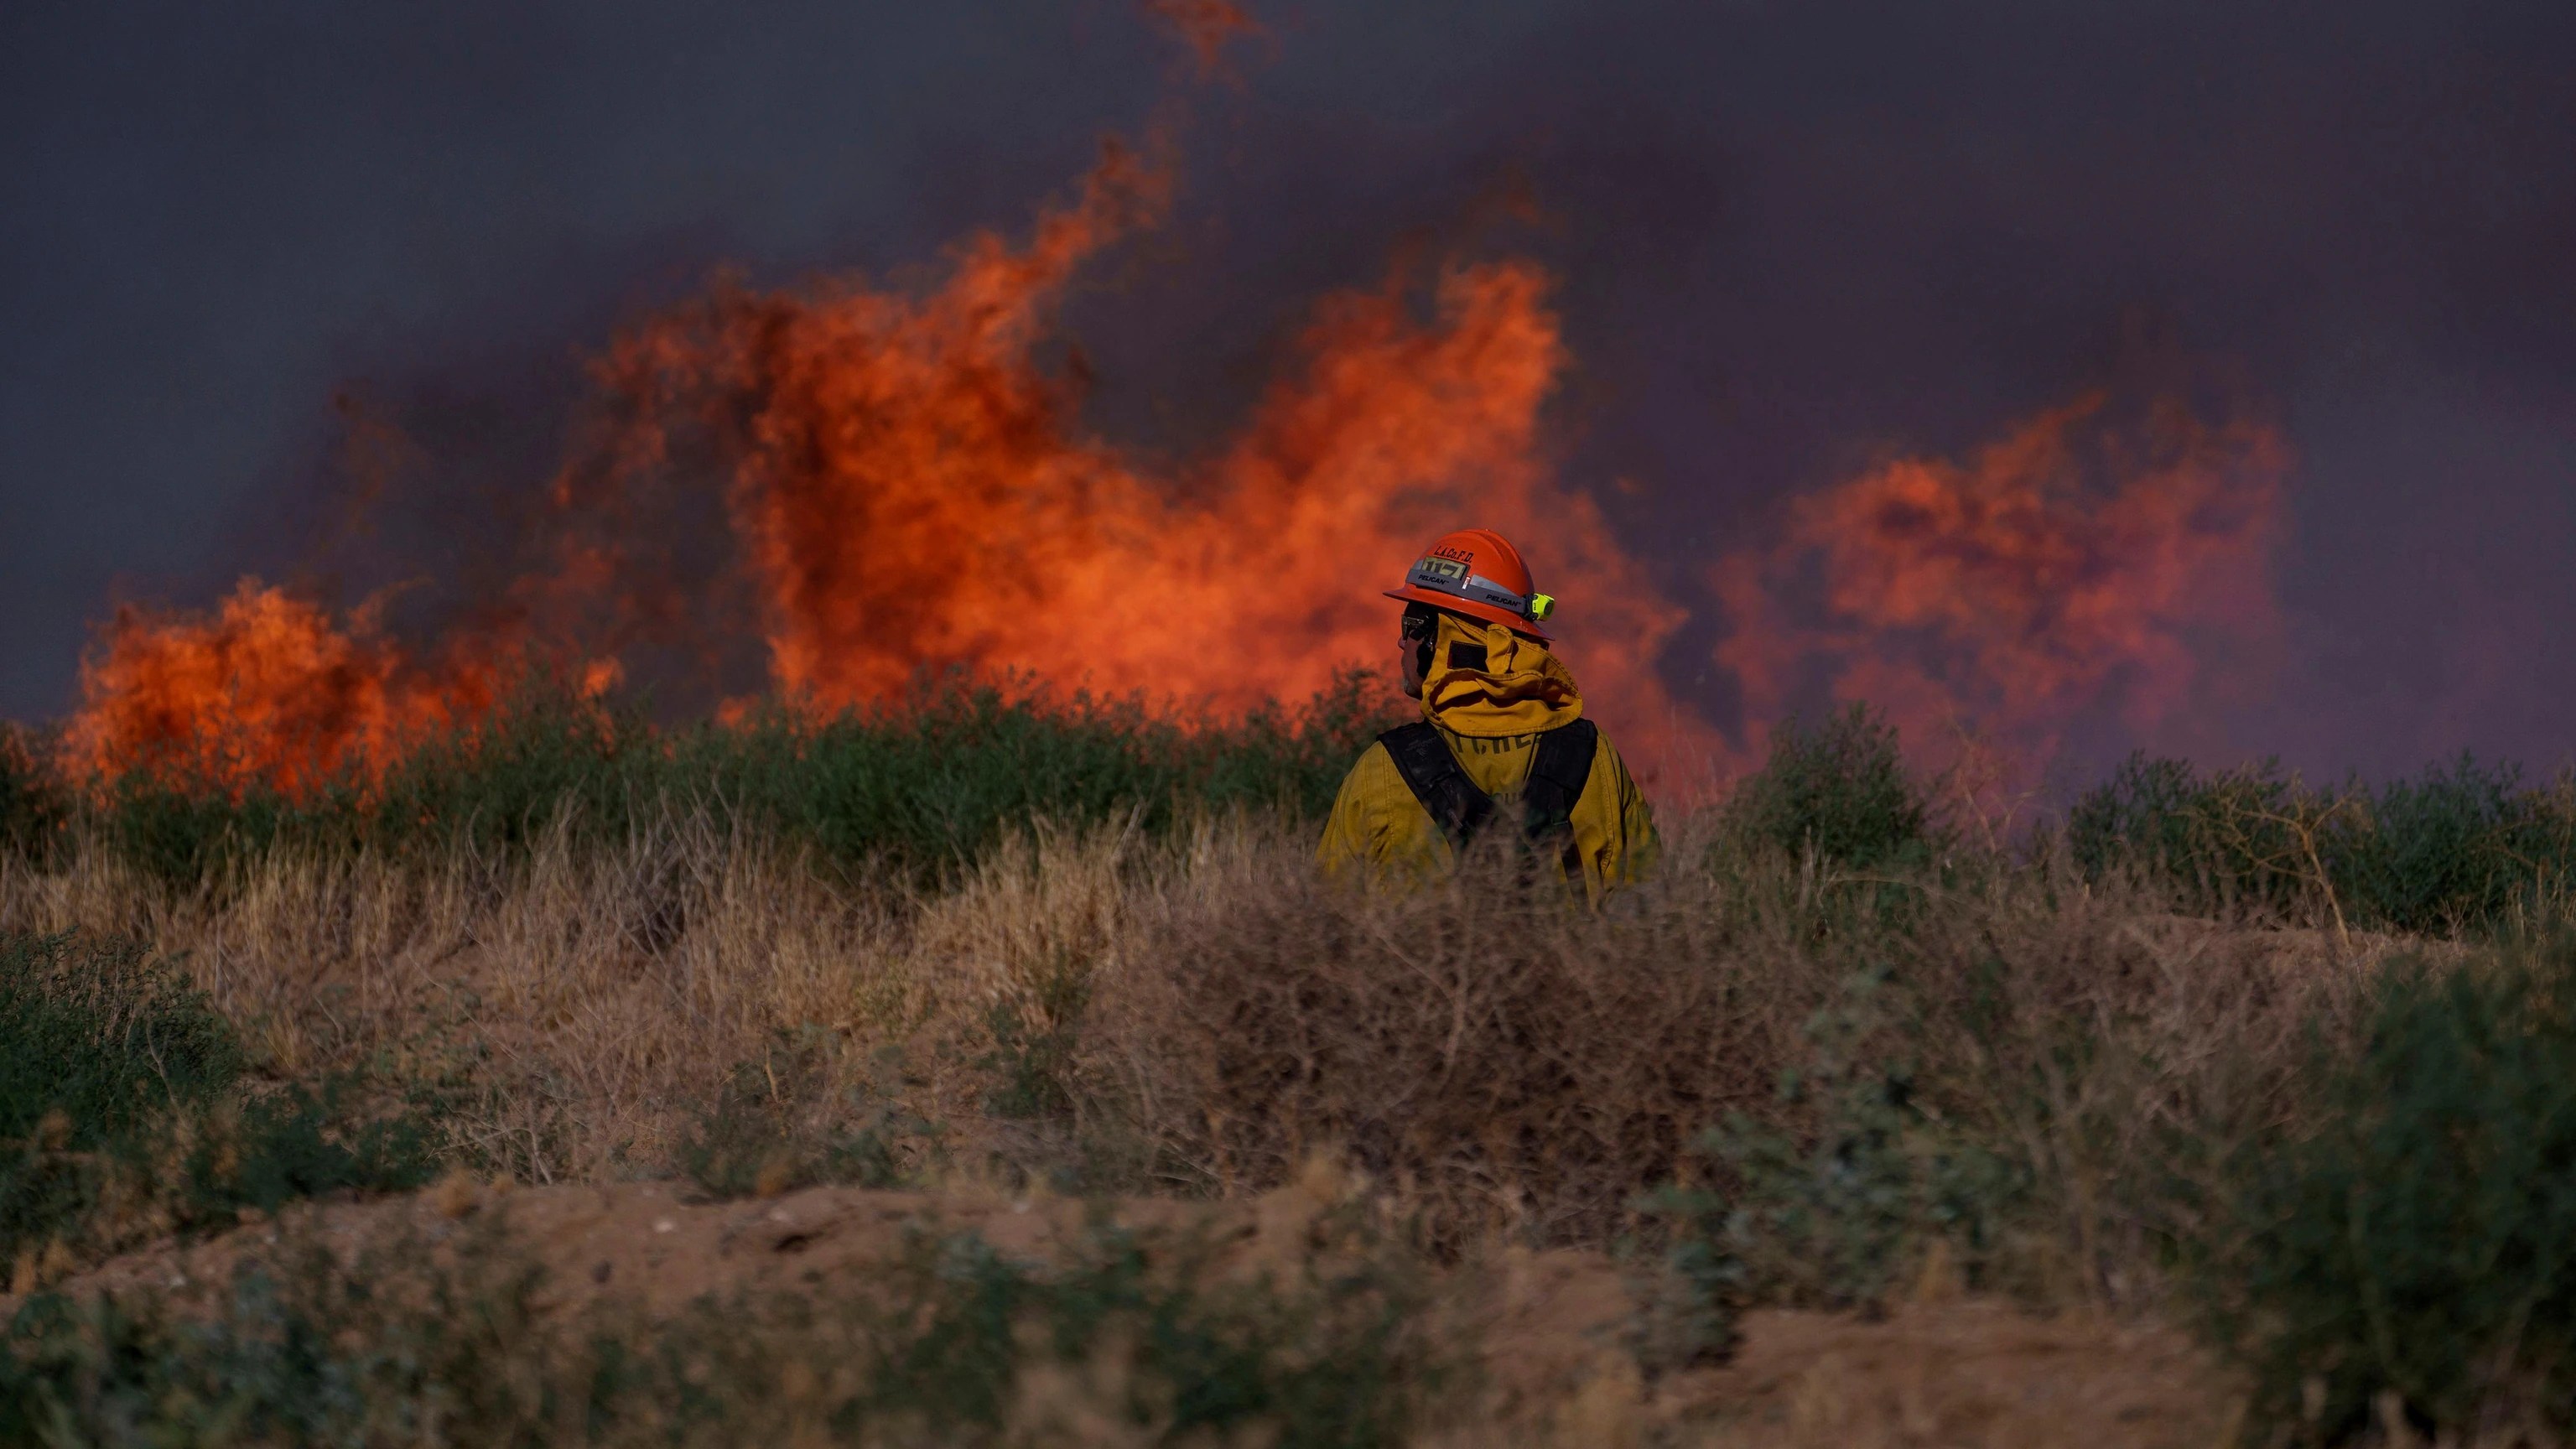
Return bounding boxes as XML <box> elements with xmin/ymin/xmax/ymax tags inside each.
<box><xmin>1527</xmin><ymin>593</ymin><xmax>1555</xmax><ymax>622</ymax></box>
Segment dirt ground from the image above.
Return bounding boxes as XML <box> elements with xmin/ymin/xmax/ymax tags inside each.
<box><xmin>15</xmin><ymin>1178</ymin><xmax>2236</xmax><ymax>1447</ymax></box>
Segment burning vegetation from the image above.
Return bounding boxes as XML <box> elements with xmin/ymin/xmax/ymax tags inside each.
<box><xmin>17</xmin><ymin>10</ymin><xmax>2576</xmax><ymax>1446</ymax></box>
<box><xmin>49</xmin><ymin>15</ymin><xmax>2284</xmax><ymax>810</ymax></box>
<box><xmin>60</xmin><ymin>136</ymin><xmax>1702</xmax><ymax>800</ymax></box>
<box><xmin>1711</xmin><ymin>395</ymin><xmax>2289</xmax><ymax>767</ymax></box>
<box><xmin>60</xmin><ymin>583</ymin><xmax>505</xmax><ymax>800</ymax></box>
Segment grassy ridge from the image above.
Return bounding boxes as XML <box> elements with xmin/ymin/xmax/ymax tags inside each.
<box><xmin>10</xmin><ymin>691</ymin><xmax>2576</xmax><ymax>1441</ymax></box>
<box><xmin>8</xmin><ymin>672</ymin><xmax>1400</xmax><ymax>887</ymax></box>
<box><xmin>13</xmin><ymin>686</ymin><xmax>2576</xmax><ymax>934</ymax></box>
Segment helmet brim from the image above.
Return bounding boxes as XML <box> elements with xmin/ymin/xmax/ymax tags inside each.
<box><xmin>1383</xmin><ymin>586</ymin><xmax>1552</xmax><ymax>642</ymax></box>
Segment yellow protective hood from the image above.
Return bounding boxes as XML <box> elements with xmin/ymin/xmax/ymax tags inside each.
<box><xmin>1417</xmin><ymin>612</ymin><xmax>1585</xmax><ymax>739</ymax></box>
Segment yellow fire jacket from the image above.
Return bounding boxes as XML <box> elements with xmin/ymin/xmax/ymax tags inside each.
<box><xmin>1315</xmin><ymin>612</ymin><xmax>1659</xmax><ymax>896</ymax></box>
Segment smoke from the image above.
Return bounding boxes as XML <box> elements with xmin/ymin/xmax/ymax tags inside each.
<box><xmin>1140</xmin><ymin>0</ymin><xmax>1264</xmax><ymax>75</ymax></box>
<box><xmin>52</xmin><ymin>2</ymin><xmax>2327</xmax><ymax>802</ymax></box>
<box><xmin>60</xmin><ymin>141</ymin><xmax>2300</xmax><ymax>800</ymax></box>
<box><xmin>64</xmin><ymin>135</ymin><xmax>1705</xmax><ymax>794</ymax></box>
<box><xmin>1709</xmin><ymin>394</ymin><xmax>2291</xmax><ymax>774</ymax></box>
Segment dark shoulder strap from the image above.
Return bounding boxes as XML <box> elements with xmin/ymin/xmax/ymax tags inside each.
<box><xmin>1520</xmin><ymin>719</ymin><xmax>1599</xmax><ymax>847</ymax></box>
<box><xmin>1378</xmin><ymin>723</ymin><xmax>1494</xmax><ymax>848</ymax></box>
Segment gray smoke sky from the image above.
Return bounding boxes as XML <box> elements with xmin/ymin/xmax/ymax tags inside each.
<box><xmin>3</xmin><ymin>0</ymin><xmax>2570</xmax><ymax>780</ymax></box>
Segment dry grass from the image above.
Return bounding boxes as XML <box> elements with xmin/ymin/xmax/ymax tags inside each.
<box><xmin>1093</xmin><ymin>822</ymin><xmax>2405</xmax><ymax>1280</ymax></box>
<box><xmin>0</xmin><ymin>808</ymin><xmax>1176</xmax><ymax>1187</ymax></box>
<box><xmin>16</xmin><ymin>810</ymin><xmax>2531</xmax><ymax>1445</ymax></box>
<box><xmin>1</xmin><ymin>804</ymin><xmax>2411</xmax><ymax>1291</ymax></box>
<box><xmin>3</xmin><ymin>812</ymin><xmax>885</xmax><ymax>1183</ymax></box>
<box><xmin>1095</xmin><ymin>820</ymin><xmax>1815</xmax><ymax>1239</ymax></box>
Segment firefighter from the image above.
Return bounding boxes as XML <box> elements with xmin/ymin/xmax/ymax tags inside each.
<box><xmin>1317</xmin><ymin>527</ymin><xmax>1658</xmax><ymax>896</ymax></box>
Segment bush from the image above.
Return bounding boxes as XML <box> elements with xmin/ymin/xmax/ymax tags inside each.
<box><xmin>1697</xmin><ymin>970</ymin><xmax>2029</xmax><ymax>1310</ymax></box>
<box><xmin>91</xmin><ymin>773</ymin><xmax>296</xmax><ymax>891</ymax></box>
<box><xmin>1730</xmin><ymin>705</ymin><xmax>1935</xmax><ymax>871</ymax></box>
<box><xmin>0</xmin><ymin>724</ymin><xmax>64</xmax><ymax>862</ymax></box>
<box><xmin>0</xmin><ymin>1210</ymin><xmax>1441</xmax><ymax>1446</ymax></box>
<box><xmin>2339</xmin><ymin>754</ymin><xmax>2575</xmax><ymax>935</ymax></box>
<box><xmin>1624</xmin><ymin>1182</ymin><xmax>1747</xmax><ymax>1375</ymax></box>
<box><xmin>1106</xmin><ymin>843</ymin><xmax>1795</xmax><ymax>1245</ymax></box>
<box><xmin>41</xmin><ymin>672</ymin><xmax>1405</xmax><ymax>889</ymax></box>
<box><xmin>2185</xmin><ymin>931</ymin><xmax>2576</xmax><ymax>1441</ymax></box>
<box><xmin>2070</xmin><ymin>752</ymin><xmax>2576</xmax><ymax>935</ymax></box>
<box><xmin>1632</xmin><ymin>969</ymin><xmax>2028</xmax><ymax>1319</ymax></box>
<box><xmin>356</xmin><ymin>682</ymin><xmax>647</xmax><ymax>860</ymax></box>
<box><xmin>703</xmin><ymin>670</ymin><xmax>1397</xmax><ymax>878</ymax></box>
<box><xmin>0</xmin><ymin>934</ymin><xmax>242</xmax><ymax>1261</ymax></box>
<box><xmin>191</xmin><ymin>1086</ymin><xmax>439</xmax><ymax>1218</ymax></box>
<box><xmin>0</xmin><ymin>933</ymin><xmax>434</xmax><ymax>1270</ymax></box>
<box><xmin>2072</xmin><ymin>754</ymin><xmax>2286</xmax><ymax>909</ymax></box>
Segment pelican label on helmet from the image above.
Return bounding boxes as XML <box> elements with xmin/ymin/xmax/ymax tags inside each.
<box><xmin>1405</xmin><ymin>556</ymin><xmax>1538</xmax><ymax>618</ymax></box>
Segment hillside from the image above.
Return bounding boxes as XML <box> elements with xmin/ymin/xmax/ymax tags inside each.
<box><xmin>3</xmin><ymin>699</ymin><xmax>2572</xmax><ymax>1444</ymax></box>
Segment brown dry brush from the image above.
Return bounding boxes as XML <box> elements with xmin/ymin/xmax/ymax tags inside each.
<box><xmin>1096</xmin><ymin>822</ymin><xmax>1815</xmax><ymax>1245</ymax></box>
<box><xmin>0</xmin><ymin>803</ymin><xmax>2404</xmax><ymax>1294</ymax></box>
<box><xmin>1097</xmin><ymin>823</ymin><xmax>2396</xmax><ymax>1284</ymax></box>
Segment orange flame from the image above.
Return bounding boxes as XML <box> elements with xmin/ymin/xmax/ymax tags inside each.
<box><xmin>61</xmin><ymin>580</ymin><xmax>506</xmax><ymax>797</ymax></box>
<box><xmin>557</xmin><ymin>138</ymin><xmax>1697</xmax><ymax>753</ymax></box>
<box><xmin>1710</xmin><ymin>393</ymin><xmax>2290</xmax><ymax>770</ymax></box>
<box><xmin>52</xmin><ymin>98</ymin><xmax>2296</xmax><ymax>804</ymax></box>
<box><xmin>62</xmin><ymin>140</ymin><xmax>1703</xmax><ymax>796</ymax></box>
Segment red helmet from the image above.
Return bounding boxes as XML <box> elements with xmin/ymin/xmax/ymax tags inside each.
<box><xmin>1383</xmin><ymin>528</ymin><xmax>1556</xmax><ymax>641</ymax></box>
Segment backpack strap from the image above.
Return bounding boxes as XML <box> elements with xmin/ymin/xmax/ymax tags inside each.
<box><xmin>1520</xmin><ymin>719</ymin><xmax>1599</xmax><ymax>841</ymax></box>
<box><xmin>1377</xmin><ymin>719</ymin><xmax>1599</xmax><ymax>860</ymax></box>
<box><xmin>1377</xmin><ymin>723</ymin><xmax>1493</xmax><ymax>848</ymax></box>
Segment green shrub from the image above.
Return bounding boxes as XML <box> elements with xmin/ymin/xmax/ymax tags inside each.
<box><xmin>979</xmin><ymin>953</ymin><xmax>1093</xmax><ymax>1124</ymax></box>
<box><xmin>356</xmin><ymin>681</ymin><xmax>647</xmax><ymax>860</ymax></box>
<box><xmin>93</xmin><ymin>772</ymin><xmax>296</xmax><ymax>890</ymax></box>
<box><xmin>2336</xmin><ymin>754</ymin><xmax>2574</xmax><ymax>935</ymax></box>
<box><xmin>2067</xmin><ymin>752</ymin><xmax>2322</xmax><ymax>917</ymax></box>
<box><xmin>1624</xmin><ymin>1180</ymin><xmax>1747</xmax><ymax>1374</ymax></box>
<box><xmin>2185</xmin><ymin>932</ymin><xmax>2576</xmax><ymax>1440</ymax></box>
<box><xmin>1689</xmin><ymin>969</ymin><xmax>2028</xmax><ymax>1310</ymax></box>
<box><xmin>1730</xmin><ymin>705</ymin><xmax>1935</xmax><ymax>871</ymax></box>
<box><xmin>55</xmin><ymin>671</ymin><xmax>1405</xmax><ymax>889</ymax></box>
<box><xmin>2070</xmin><ymin>752</ymin><xmax>2576</xmax><ymax>934</ymax></box>
<box><xmin>0</xmin><ymin>935</ymin><xmax>241</xmax><ymax>1144</ymax></box>
<box><xmin>709</xmin><ymin>669</ymin><xmax>1395</xmax><ymax>878</ymax></box>
<box><xmin>0</xmin><ymin>724</ymin><xmax>64</xmax><ymax>862</ymax></box>
<box><xmin>1</xmin><ymin>934</ymin><xmax>242</xmax><ymax>1259</ymax></box>
<box><xmin>70</xmin><ymin>684</ymin><xmax>662</xmax><ymax>889</ymax></box>
<box><xmin>0</xmin><ymin>1210</ymin><xmax>1440</xmax><ymax>1446</ymax></box>
<box><xmin>190</xmin><ymin>1085</ymin><xmax>438</xmax><ymax>1217</ymax></box>
<box><xmin>1623</xmin><ymin>969</ymin><xmax>2030</xmax><ymax>1356</ymax></box>
<box><xmin>0</xmin><ymin>933</ymin><xmax>434</xmax><ymax>1265</ymax></box>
